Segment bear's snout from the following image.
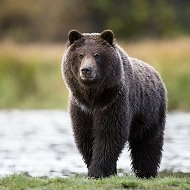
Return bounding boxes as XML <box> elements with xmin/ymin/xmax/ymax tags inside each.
<box><xmin>80</xmin><ymin>66</ymin><xmax>96</xmax><ymax>81</ymax></box>
<box><xmin>79</xmin><ymin>57</ymin><xmax>97</xmax><ymax>82</ymax></box>
<box><xmin>81</xmin><ymin>67</ymin><xmax>93</xmax><ymax>77</ymax></box>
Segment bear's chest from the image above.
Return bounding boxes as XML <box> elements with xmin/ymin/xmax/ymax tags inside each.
<box><xmin>72</xmin><ymin>87</ymin><xmax>120</xmax><ymax>112</ymax></box>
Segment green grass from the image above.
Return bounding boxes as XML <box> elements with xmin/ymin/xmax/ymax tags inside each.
<box><xmin>0</xmin><ymin>37</ymin><xmax>190</xmax><ymax>110</ymax></box>
<box><xmin>0</xmin><ymin>173</ymin><xmax>189</xmax><ymax>190</ymax></box>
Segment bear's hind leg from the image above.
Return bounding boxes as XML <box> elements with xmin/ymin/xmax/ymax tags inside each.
<box><xmin>129</xmin><ymin>120</ymin><xmax>164</xmax><ymax>178</ymax></box>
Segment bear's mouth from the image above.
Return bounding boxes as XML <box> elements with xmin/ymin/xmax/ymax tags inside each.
<box><xmin>79</xmin><ymin>75</ymin><xmax>98</xmax><ymax>86</ymax></box>
<box><xmin>80</xmin><ymin>76</ymin><xmax>96</xmax><ymax>81</ymax></box>
<box><xmin>79</xmin><ymin>69</ymin><xmax>97</xmax><ymax>83</ymax></box>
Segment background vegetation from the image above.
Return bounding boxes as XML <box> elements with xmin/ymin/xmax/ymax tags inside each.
<box><xmin>1</xmin><ymin>0</ymin><xmax>190</xmax><ymax>41</ymax></box>
<box><xmin>0</xmin><ymin>0</ymin><xmax>190</xmax><ymax>110</ymax></box>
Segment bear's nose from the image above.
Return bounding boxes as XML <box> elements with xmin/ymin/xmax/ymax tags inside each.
<box><xmin>81</xmin><ymin>67</ymin><xmax>92</xmax><ymax>77</ymax></box>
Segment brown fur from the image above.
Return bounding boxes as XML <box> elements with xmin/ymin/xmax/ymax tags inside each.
<box><xmin>62</xmin><ymin>30</ymin><xmax>167</xmax><ymax>178</ymax></box>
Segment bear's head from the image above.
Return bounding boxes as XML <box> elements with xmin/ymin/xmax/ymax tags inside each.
<box><xmin>62</xmin><ymin>30</ymin><xmax>123</xmax><ymax>91</ymax></box>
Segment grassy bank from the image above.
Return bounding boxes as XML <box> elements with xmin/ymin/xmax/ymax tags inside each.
<box><xmin>0</xmin><ymin>37</ymin><xmax>190</xmax><ymax>110</ymax></box>
<box><xmin>0</xmin><ymin>173</ymin><xmax>189</xmax><ymax>190</ymax></box>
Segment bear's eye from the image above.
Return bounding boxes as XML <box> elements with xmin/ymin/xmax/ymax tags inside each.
<box><xmin>79</xmin><ymin>54</ymin><xmax>84</xmax><ymax>59</ymax></box>
<box><xmin>94</xmin><ymin>53</ymin><xmax>100</xmax><ymax>59</ymax></box>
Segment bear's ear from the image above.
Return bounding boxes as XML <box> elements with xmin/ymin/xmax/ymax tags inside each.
<box><xmin>68</xmin><ymin>30</ymin><xmax>83</xmax><ymax>45</ymax></box>
<box><xmin>100</xmin><ymin>30</ymin><xmax>114</xmax><ymax>45</ymax></box>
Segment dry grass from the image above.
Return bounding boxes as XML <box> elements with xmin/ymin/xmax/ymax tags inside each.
<box><xmin>0</xmin><ymin>37</ymin><xmax>190</xmax><ymax>110</ymax></box>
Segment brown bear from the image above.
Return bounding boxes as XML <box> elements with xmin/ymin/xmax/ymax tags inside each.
<box><xmin>61</xmin><ymin>30</ymin><xmax>167</xmax><ymax>178</ymax></box>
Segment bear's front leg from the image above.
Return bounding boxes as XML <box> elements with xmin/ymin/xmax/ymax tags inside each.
<box><xmin>88</xmin><ymin>107</ymin><xmax>130</xmax><ymax>178</ymax></box>
<box><xmin>70</xmin><ymin>101</ymin><xmax>93</xmax><ymax>168</ymax></box>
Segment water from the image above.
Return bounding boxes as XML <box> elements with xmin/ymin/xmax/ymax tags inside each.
<box><xmin>0</xmin><ymin>110</ymin><xmax>189</xmax><ymax>177</ymax></box>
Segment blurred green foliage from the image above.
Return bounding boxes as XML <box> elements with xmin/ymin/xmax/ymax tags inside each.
<box><xmin>0</xmin><ymin>38</ymin><xmax>190</xmax><ymax>110</ymax></box>
<box><xmin>0</xmin><ymin>45</ymin><xmax>68</xmax><ymax>108</ymax></box>
<box><xmin>0</xmin><ymin>0</ymin><xmax>190</xmax><ymax>42</ymax></box>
